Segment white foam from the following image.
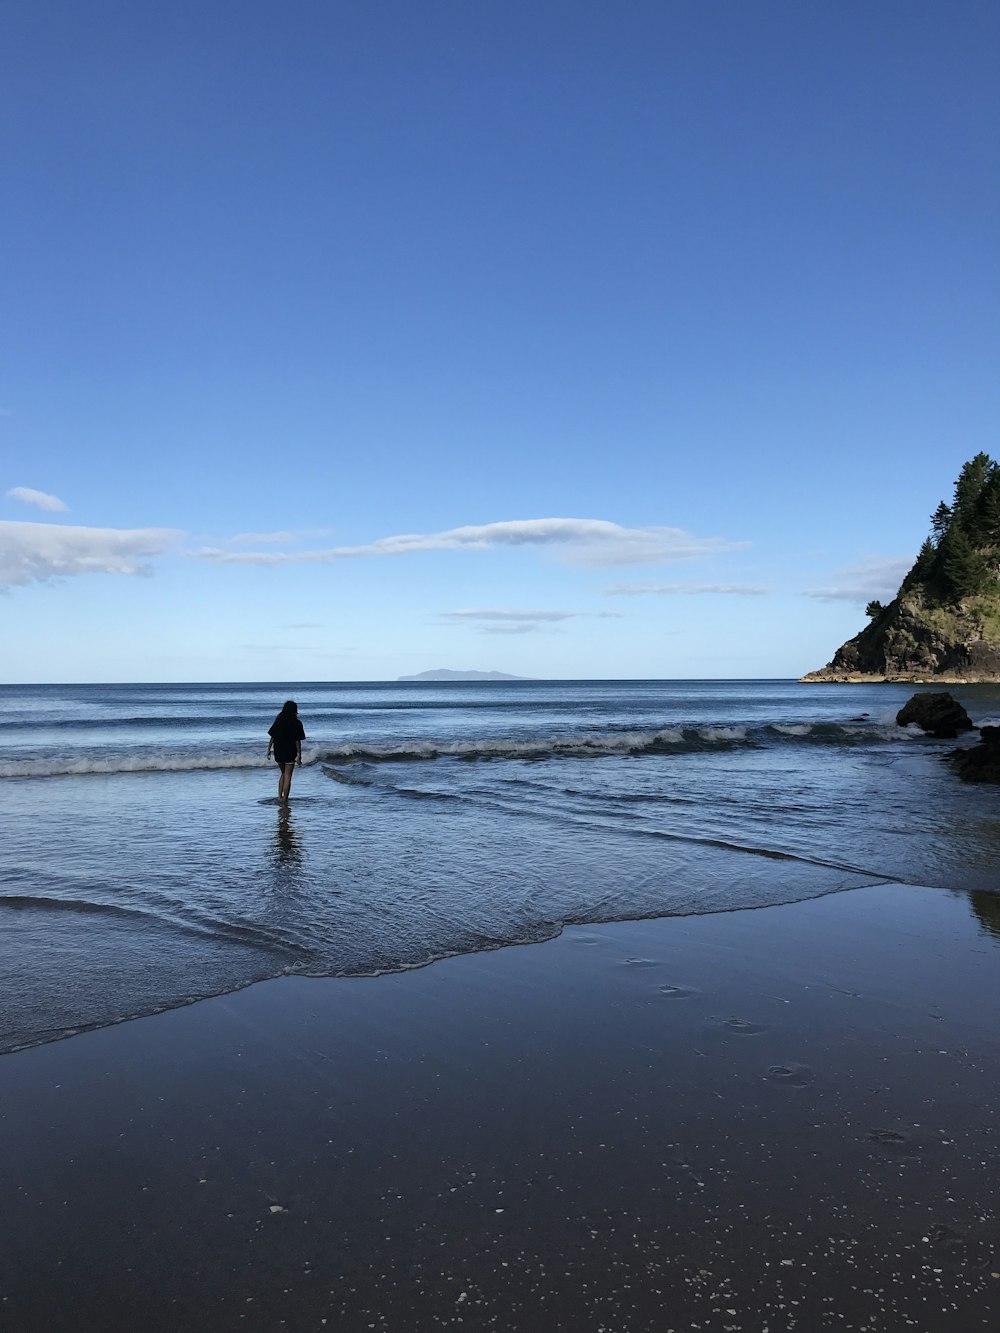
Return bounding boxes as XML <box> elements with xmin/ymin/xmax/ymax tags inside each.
<box><xmin>316</xmin><ymin>728</ymin><xmax>695</xmax><ymax>764</ymax></box>
<box><xmin>697</xmin><ymin>726</ymin><xmax>747</xmax><ymax>741</ymax></box>
<box><xmin>0</xmin><ymin>751</ymin><xmax>272</xmax><ymax>779</ymax></box>
<box><xmin>2</xmin><ymin>715</ymin><xmax>908</xmax><ymax>779</ymax></box>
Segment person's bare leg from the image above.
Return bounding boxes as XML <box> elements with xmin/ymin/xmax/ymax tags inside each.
<box><xmin>277</xmin><ymin>766</ymin><xmax>284</xmax><ymax>799</ymax></box>
<box><xmin>279</xmin><ymin>762</ymin><xmax>294</xmax><ymax>801</ymax></box>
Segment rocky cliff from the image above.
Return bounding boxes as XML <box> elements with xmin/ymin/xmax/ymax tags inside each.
<box><xmin>803</xmin><ymin>454</ymin><xmax>1000</xmax><ymax>683</ymax></box>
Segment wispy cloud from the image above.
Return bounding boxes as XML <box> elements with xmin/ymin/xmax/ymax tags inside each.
<box><xmin>227</xmin><ymin>530</ymin><xmax>294</xmax><ymax>546</ymax></box>
<box><xmin>0</xmin><ymin>521</ymin><xmax>179</xmax><ymax>587</ymax></box>
<box><xmin>441</xmin><ymin>609</ymin><xmax>614</xmax><ymax>624</ymax></box>
<box><xmin>803</xmin><ymin>555</ymin><xmax>912</xmax><ymax>604</ymax></box>
<box><xmin>197</xmin><ymin>519</ymin><xmax>746</xmax><ymax>569</ymax></box>
<box><xmin>441</xmin><ymin>607</ymin><xmax>623</xmax><ymax>634</ymax></box>
<box><xmin>225</xmin><ymin>528</ymin><xmax>333</xmax><ymax>547</ymax></box>
<box><xmin>6</xmin><ymin>486</ymin><xmax>69</xmax><ymax>513</ymax></box>
<box><xmin>240</xmin><ymin>643</ymin><xmax>312</xmax><ymax>651</ymax></box>
<box><xmin>606</xmin><ymin>582</ymin><xmax>769</xmax><ymax>596</ymax></box>
<box><xmin>243</xmin><ymin>644</ymin><xmax>358</xmax><ymax>656</ymax></box>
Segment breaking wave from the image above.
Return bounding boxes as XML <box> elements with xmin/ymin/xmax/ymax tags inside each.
<box><xmin>0</xmin><ymin>751</ymin><xmax>272</xmax><ymax>779</ymax></box>
<box><xmin>307</xmin><ymin>719</ymin><xmax>927</xmax><ymax>763</ymax></box>
<box><xmin>0</xmin><ymin>718</ymin><xmax>945</xmax><ymax>779</ymax></box>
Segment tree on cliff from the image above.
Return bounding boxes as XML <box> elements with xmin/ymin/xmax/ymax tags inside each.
<box><xmin>805</xmin><ymin>452</ymin><xmax>1000</xmax><ymax>680</ymax></box>
<box><xmin>909</xmin><ymin>453</ymin><xmax>1000</xmax><ymax>605</ymax></box>
<box><xmin>900</xmin><ymin>537</ymin><xmax>936</xmax><ymax>594</ymax></box>
<box><xmin>975</xmin><ymin>468</ymin><xmax>1000</xmax><ymax>545</ymax></box>
<box><xmin>951</xmin><ymin>452</ymin><xmax>994</xmax><ymax>537</ymax></box>
<box><xmin>930</xmin><ymin>502</ymin><xmax>952</xmax><ymax>544</ymax></box>
<box><xmin>939</xmin><ymin>525</ymin><xmax>991</xmax><ymax>600</ymax></box>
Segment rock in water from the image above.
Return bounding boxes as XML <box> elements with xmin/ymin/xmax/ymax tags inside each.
<box><xmin>950</xmin><ymin>726</ymin><xmax>1000</xmax><ymax>783</ymax></box>
<box><xmin>896</xmin><ymin>692</ymin><xmax>973</xmax><ymax>738</ymax></box>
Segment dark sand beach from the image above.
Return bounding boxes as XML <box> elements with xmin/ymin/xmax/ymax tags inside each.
<box><xmin>1</xmin><ymin>881</ymin><xmax>998</xmax><ymax>1332</ymax></box>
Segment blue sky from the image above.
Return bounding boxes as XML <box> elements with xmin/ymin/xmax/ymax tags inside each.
<box><xmin>2</xmin><ymin>0</ymin><xmax>998</xmax><ymax>681</ymax></box>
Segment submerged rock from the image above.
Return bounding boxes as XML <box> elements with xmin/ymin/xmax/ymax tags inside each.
<box><xmin>896</xmin><ymin>692</ymin><xmax>973</xmax><ymax>738</ymax></box>
<box><xmin>950</xmin><ymin>725</ymin><xmax>1000</xmax><ymax>783</ymax></box>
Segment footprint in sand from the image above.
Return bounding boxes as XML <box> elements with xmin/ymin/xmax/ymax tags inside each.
<box><xmin>714</xmin><ymin>1017</ymin><xmax>769</xmax><ymax>1035</ymax></box>
<box><xmin>765</xmin><ymin>1063</ymin><xmax>815</xmax><ymax>1087</ymax></box>
<box><xmin>657</xmin><ymin>983</ymin><xmax>698</xmax><ymax>998</ymax></box>
<box><xmin>867</xmin><ymin>1128</ymin><xmax>922</xmax><ymax>1156</ymax></box>
<box><xmin>622</xmin><ymin>957</ymin><xmax>661</xmax><ymax>968</ymax></box>
<box><xmin>925</xmin><ymin>1223</ymin><xmax>966</xmax><ymax>1253</ymax></box>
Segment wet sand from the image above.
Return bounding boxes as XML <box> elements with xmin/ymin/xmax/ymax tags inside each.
<box><xmin>1</xmin><ymin>882</ymin><xmax>998</xmax><ymax>1332</ymax></box>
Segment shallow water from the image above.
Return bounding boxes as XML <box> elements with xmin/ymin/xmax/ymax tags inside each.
<box><xmin>2</xmin><ymin>679</ymin><xmax>998</xmax><ymax>1052</ymax></box>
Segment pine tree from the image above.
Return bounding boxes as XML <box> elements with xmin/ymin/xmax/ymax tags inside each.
<box><xmin>893</xmin><ymin>456</ymin><xmax>999</xmax><ymax>605</ymax></box>
<box><xmin>900</xmin><ymin>537</ymin><xmax>937</xmax><ymax>595</ymax></box>
<box><xmin>975</xmin><ymin>468</ymin><xmax>1000</xmax><ymax>545</ymax></box>
<box><xmin>913</xmin><ymin>536</ymin><xmax>936</xmax><ymax>576</ymax></box>
<box><xmin>930</xmin><ymin>501</ymin><xmax>952</xmax><ymax>544</ymax></box>
<box><xmin>952</xmin><ymin>452</ymin><xmax>993</xmax><ymax>537</ymax></box>
<box><xmin>865</xmin><ymin>600</ymin><xmax>883</xmax><ymax>618</ymax></box>
<box><xmin>939</xmin><ymin>525</ymin><xmax>990</xmax><ymax>601</ymax></box>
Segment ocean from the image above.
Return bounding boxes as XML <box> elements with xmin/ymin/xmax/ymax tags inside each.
<box><xmin>2</xmin><ymin>679</ymin><xmax>999</xmax><ymax>1054</ymax></box>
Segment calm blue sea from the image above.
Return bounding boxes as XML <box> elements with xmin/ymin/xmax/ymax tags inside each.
<box><xmin>2</xmin><ymin>679</ymin><xmax>999</xmax><ymax>1053</ymax></box>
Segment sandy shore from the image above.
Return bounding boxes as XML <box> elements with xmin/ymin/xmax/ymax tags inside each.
<box><xmin>1</xmin><ymin>882</ymin><xmax>998</xmax><ymax>1331</ymax></box>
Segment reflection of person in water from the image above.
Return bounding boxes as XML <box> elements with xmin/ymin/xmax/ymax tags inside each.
<box><xmin>274</xmin><ymin>806</ymin><xmax>302</xmax><ymax>865</ymax></box>
<box><xmin>266</xmin><ymin>700</ymin><xmax>305</xmax><ymax>802</ymax></box>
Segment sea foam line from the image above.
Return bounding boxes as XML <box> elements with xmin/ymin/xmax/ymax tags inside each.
<box><xmin>0</xmin><ymin>751</ymin><xmax>273</xmax><ymax>779</ymax></box>
<box><xmin>0</xmin><ymin>719</ymin><xmax>917</xmax><ymax>779</ymax></box>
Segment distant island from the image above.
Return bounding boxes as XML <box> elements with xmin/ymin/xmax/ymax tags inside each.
<box><xmin>397</xmin><ymin>669</ymin><xmax>528</xmax><ymax>682</ymax></box>
<box><xmin>803</xmin><ymin>452</ymin><xmax>1000</xmax><ymax>683</ymax></box>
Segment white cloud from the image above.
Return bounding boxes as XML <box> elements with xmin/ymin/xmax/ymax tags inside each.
<box><xmin>7</xmin><ymin>486</ymin><xmax>69</xmax><ymax>513</ymax></box>
<box><xmin>606</xmin><ymin>582</ymin><xmax>769</xmax><ymax>596</ymax></box>
<box><xmin>0</xmin><ymin>521</ymin><xmax>180</xmax><ymax>587</ymax></box>
<box><xmin>227</xmin><ymin>530</ymin><xmax>294</xmax><ymax>546</ymax></box>
<box><xmin>197</xmin><ymin>518</ymin><xmax>746</xmax><ymax>569</ymax></box>
<box><xmin>225</xmin><ymin>527</ymin><xmax>333</xmax><ymax>547</ymax></box>
<box><xmin>444</xmin><ymin>609</ymin><xmax>583</xmax><ymax>624</ymax></box>
<box><xmin>241</xmin><ymin>643</ymin><xmax>312</xmax><ymax>651</ymax></box>
<box><xmin>803</xmin><ymin>555</ymin><xmax>913</xmax><ymax>604</ymax></box>
<box><xmin>441</xmin><ymin>607</ymin><xmax>624</xmax><ymax>634</ymax></box>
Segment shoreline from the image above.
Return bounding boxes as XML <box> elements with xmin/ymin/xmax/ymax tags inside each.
<box><xmin>1</xmin><ymin>881</ymin><xmax>998</xmax><ymax>1330</ymax></box>
<box><xmin>800</xmin><ymin>672</ymin><xmax>1000</xmax><ymax>684</ymax></box>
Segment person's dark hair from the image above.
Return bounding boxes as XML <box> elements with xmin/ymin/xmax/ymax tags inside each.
<box><xmin>273</xmin><ymin>700</ymin><xmax>298</xmax><ymax>727</ymax></box>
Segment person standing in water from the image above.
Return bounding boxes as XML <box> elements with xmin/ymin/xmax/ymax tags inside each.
<box><xmin>266</xmin><ymin>700</ymin><xmax>305</xmax><ymax>801</ymax></box>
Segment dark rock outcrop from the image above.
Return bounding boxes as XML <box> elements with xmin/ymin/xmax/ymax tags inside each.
<box><xmin>950</xmin><ymin>726</ymin><xmax>1000</xmax><ymax>783</ymax></box>
<box><xmin>802</xmin><ymin>454</ymin><xmax>1000</xmax><ymax>684</ymax></box>
<box><xmin>896</xmin><ymin>692</ymin><xmax>973</xmax><ymax>738</ymax></box>
<box><xmin>802</xmin><ymin>593</ymin><xmax>1000</xmax><ymax>683</ymax></box>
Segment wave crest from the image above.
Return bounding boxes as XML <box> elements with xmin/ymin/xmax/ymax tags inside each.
<box><xmin>0</xmin><ymin>751</ymin><xmax>273</xmax><ymax>779</ymax></box>
<box><xmin>0</xmin><ymin>719</ymin><xmax>926</xmax><ymax>779</ymax></box>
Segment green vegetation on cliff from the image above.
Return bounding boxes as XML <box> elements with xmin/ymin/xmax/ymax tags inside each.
<box><xmin>902</xmin><ymin>452</ymin><xmax>1000</xmax><ymax>603</ymax></box>
<box><xmin>804</xmin><ymin>453</ymin><xmax>1000</xmax><ymax>680</ymax></box>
